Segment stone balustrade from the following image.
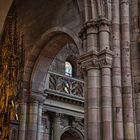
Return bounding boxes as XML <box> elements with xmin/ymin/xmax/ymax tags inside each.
<box><xmin>47</xmin><ymin>71</ymin><xmax>85</xmax><ymax>97</ymax></box>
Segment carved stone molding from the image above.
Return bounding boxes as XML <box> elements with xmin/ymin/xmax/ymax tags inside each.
<box><xmin>79</xmin><ymin>20</ymin><xmax>98</xmax><ymax>39</ymax></box>
<box><xmin>79</xmin><ymin>49</ymin><xmax>114</xmax><ymax>71</ymax></box>
<box><xmin>120</xmin><ymin>0</ymin><xmax>129</xmax><ymax>5</ymax></box>
<box><xmin>98</xmin><ymin>17</ymin><xmax>110</xmax><ymax>32</ymax></box>
<box><xmin>84</xmin><ymin>19</ymin><xmax>98</xmax><ymax>30</ymax></box>
<box><xmin>98</xmin><ymin>49</ymin><xmax>113</xmax><ymax>68</ymax></box>
<box><xmin>78</xmin><ymin>51</ymin><xmax>99</xmax><ymax>71</ymax></box>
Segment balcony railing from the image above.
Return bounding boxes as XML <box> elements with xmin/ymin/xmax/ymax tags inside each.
<box><xmin>47</xmin><ymin>71</ymin><xmax>85</xmax><ymax>97</ymax></box>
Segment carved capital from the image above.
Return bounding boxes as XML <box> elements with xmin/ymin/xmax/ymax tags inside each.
<box><xmin>83</xmin><ymin>20</ymin><xmax>98</xmax><ymax>34</ymax></box>
<box><xmin>98</xmin><ymin>17</ymin><xmax>111</xmax><ymax>32</ymax></box>
<box><xmin>78</xmin><ymin>51</ymin><xmax>99</xmax><ymax>72</ymax></box>
<box><xmin>28</xmin><ymin>91</ymin><xmax>45</xmax><ymax>104</ymax></box>
<box><xmin>120</xmin><ymin>0</ymin><xmax>129</xmax><ymax>5</ymax></box>
<box><xmin>98</xmin><ymin>49</ymin><xmax>113</xmax><ymax>68</ymax></box>
<box><xmin>79</xmin><ymin>20</ymin><xmax>98</xmax><ymax>40</ymax></box>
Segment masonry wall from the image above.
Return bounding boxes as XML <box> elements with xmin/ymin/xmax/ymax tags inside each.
<box><xmin>15</xmin><ymin>0</ymin><xmax>83</xmax><ymax>53</ymax></box>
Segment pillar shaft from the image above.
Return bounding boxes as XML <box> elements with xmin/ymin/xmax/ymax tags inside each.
<box><xmin>18</xmin><ymin>101</ymin><xmax>27</xmax><ymax>140</ymax></box>
<box><xmin>26</xmin><ymin>93</ymin><xmax>45</xmax><ymax>140</ymax></box>
<box><xmin>53</xmin><ymin>114</ymin><xmax>61</xmax><ymax>140</ymax></box>
<box><xmin>91</xmin><ymin>0</ymin><xmax>97</xmax><ymax>19</ymax></box>
<box><xmin>112</xmin><ymin>0</ymin><xmax>124</xmax><ymax>139</ymax></box>
<box><xmin>98</xmin><ymin>18</ymin><xmax>113</xmax><ymax>140</ymax></box>
<box><xmin>84</xmin><ymin>0</ymin><xmax>88</xmax><ymax>22</ymax></box>
<box><xmin>101</xmin><ymin>67</ymin><xmax>112</xmax><ymax>140</ymax></box>
<box><xmin>120</xmin><ymin>0</ymin><xmax>135</xmax><ymax>139</ymax></box>
<box><xmin>86</xmin><ymin>21</ymin><xmax>98</xmax><ymax>52</ymax></box>
<box><xmin>79</xmin><ymin>19</ymin><xmax>101</xmax><ymax>140</ymax></box>
<box><xmin>86</xmin><ymin>20</ymin><xmax>101</xmax><ymax>140</ymax></box>
<box><xmin>37</xmin><ymin>103</ymin><xmax>43</xmax><ymax>140</ymax></box>
<box><xmin>87</xmin><ymin>68</ymin><xmax>101</xmax><ymax>140</ymax></box>
<box><xmin>27</xmin><ymin>101</ymin><xmax>39</xmax><ymax>140</ymax></box>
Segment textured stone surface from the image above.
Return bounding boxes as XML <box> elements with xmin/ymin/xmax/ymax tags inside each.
<box><xmin>1</xmin><ymin>0</ymin><xmax>140</xmax><ymax>139</ymax></box>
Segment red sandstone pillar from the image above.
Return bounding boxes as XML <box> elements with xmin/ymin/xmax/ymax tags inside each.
<box><xmin>120</xmin><ymin>0</ymin><xmax>135</xmax><ymax>139</ymax></box>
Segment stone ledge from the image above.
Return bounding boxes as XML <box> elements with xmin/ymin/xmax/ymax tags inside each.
<box><xmin>44</xmin><ymin>89</ymin><xmax>84</xmax><ymax>107</ymax></box>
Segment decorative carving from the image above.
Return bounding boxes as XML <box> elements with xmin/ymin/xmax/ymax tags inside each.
<box><xmin>78</xmin><ymin>51</ymin><xmax>99</xmax><ymax>70</ymax></box>
<box><xmin>120</xmin><ymin>0</ymin><xmax>129</xmax><ymax>5</ymax></box>
<box><xmin>72</xmin><ymin>118</ymin><xmax>84</xmax><ymax>133</ymax></box>
<box><xmin>48</xmin><ymin>71</ymin><xmax>84</xmax><ymax>97</ymax></box>
<box><xmin>0</xmin><ymin>14</ymin><xmax>24</xmax><ymax>140</ymax></box>
<box><xmin>84</xmin><ymin>19</ymin><xmax>98</xmax><ymax>29</ymax></box>
<box><xmin>98</xmin><ymin>49</ymin><xmax>113</xmax><ymax>68</ymax></box>
<box><xmin>98</xmin><ymin>17</ymin><xmax>110</xmax><ymax>32</ymax></box>
<box><xmin>79</xmin><ymin>49</ymin><xmax>113</xmax><ymax>70</ymax></box>
<box><xmin>79</xmin><ymin>20</ymin><xmax>98</xmax><ymax>39</ymax></box>
<box><xmin>60</xmin><ymin>116</ymin><xmax>84</xmax><ymax>134</ymax></box>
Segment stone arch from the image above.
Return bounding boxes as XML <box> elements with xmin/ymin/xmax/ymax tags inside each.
<box><xmin>60</xmin><ymin>127</ymin><xmax>84</xmax><ymax>140</ymax></box>
<box><xmin>24</xmin><ymin>27</ymin><xmax>81</xmax><ymax>92</ymax></box>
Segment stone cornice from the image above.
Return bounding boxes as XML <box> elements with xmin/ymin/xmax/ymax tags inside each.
<box><xmin>44</xmin><ymin>89</ymin><xmax>84</xmax><ymax>107</ymax></box>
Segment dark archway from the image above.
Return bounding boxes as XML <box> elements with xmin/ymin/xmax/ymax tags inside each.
<box><xmin>61</xmin><ymin>131</ymin><xmax>76</xmax><ymax>140</ymax></box>
<box><xmin>60</xmin><ymin>128</ymin><xmax>83</xmax><ymax>140</ymax></box>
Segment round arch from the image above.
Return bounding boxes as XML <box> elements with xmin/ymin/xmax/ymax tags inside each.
<box><xmin>60</xmin><ymin>127</ymin><xmax>84</xmax><ymax>140</ymax></box>
<box><xmin>24</xmin><ymin>27</ymin><xmax>81</xmax><ymax>92</ymax></box>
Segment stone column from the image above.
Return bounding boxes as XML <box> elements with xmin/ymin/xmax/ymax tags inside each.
<box><xmin>131</xmin><ymin>0</ymin><xmax>140</xmax><ymax>139</ymax></box>
<box><xmin>18</xmin><ymin>99</ymin><xmax>27</xmax><ymax>140</ymax></box>
<box><xmin>120</xmin><ymin>0</ymin><xmax>135</xmax><ymax>139</ymax></box>
<box><xmin>112</xmin><ymin>0</ymin><xmax>124</xmax><ymax>139</ymax></box>
<box><xmin>53</xmin><ymin>113</ymin><xmax>61</xmax><ymax>140</ymax></box>
<box><xmin>26</xmin><ymin>93</ymin><xmax>45</xmax><ymax>140</ymax></box>
<box><xmin>98</xmin><ymin>18</ymin><xmax>113</xmax><ymax>140</ymax></box>
<box><xmin>84</xmin><ymin>0</ymin><xmax>88</xmax><ymax>22</ymax></box>
<box><xmin>37</xmin><ymin>103</ymin><xmax>44</xmax><ymax>140</ymax></box>
<box><xmin>79</xmin><ymin>20</ymin><xmax>101</xmax><ymax>140</ymax></box>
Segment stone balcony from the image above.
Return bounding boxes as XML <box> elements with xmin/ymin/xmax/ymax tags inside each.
<box><xmin>43</xmin><ymin>71</ymin><xmax>85</xmax><ymax>117</ymax></box>
<box><xmin>47</xmin><ymin>71</ymin><xmax>85</xmax><ymax>97</ymax></box>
